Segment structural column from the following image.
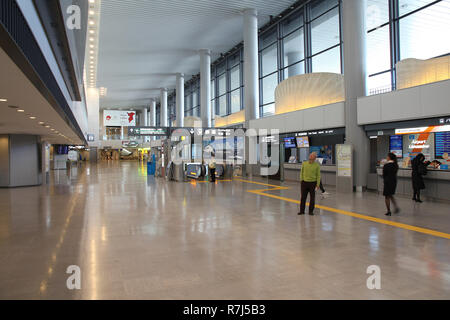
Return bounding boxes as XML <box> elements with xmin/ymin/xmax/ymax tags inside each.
<box><xmin>342</xmin><ymin>0</ymin><xmax>370</xmax><ymax>191</ymax></box>
<box><xmin>176</xmin><ymin>73</ymin><xmax>185</xmax><ymax>127</ymax></box>
<box><xmin>160</xmin><ymin>88</ymin><xmax>168</xmax><ymax>127</ymax></box>
<box><xmin>199</xmin><ymin>49</ymin><xmax>211</xmax><ymax>128</ymax></box>
<box><xmin>142</xmin><ymin>108</ymin><xmax>149</xmax><ymax>142</ymax></box>
<box><xmin>150</xmin><ymin>99</ymin><xmax>156</xmax><ymax>127</ymax></box>
<box><xmin>243</xmin><ymin>8</ymin><xmax>259</xmax><ymax>124</ymax></box>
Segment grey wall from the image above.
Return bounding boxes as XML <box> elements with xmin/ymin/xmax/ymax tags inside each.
<box><xmin>8</xmin><ymin>135</ymin><xmax>41</xmax><ymax>187</ymax></box>
<box><xmin>0</xmin><ymin>135</ymin><xmax>10</xmax><ymax>186</ymax></box>
<box><xmin>357</xmin><ymin>79</ymin><xmax>450</xmax><ymax>125</ymax></box>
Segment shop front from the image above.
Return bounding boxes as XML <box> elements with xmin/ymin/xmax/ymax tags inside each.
<box><xmin>281</xmin><ymin>128</ymin><xmax>345</xmax><ymax>184</ymax></box>
<box><xmin>365</xmin><ymin>116</ymin><xmax>450</xmax><ymax>201</ymax></box>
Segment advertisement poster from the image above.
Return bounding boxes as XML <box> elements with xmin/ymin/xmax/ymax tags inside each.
<box><xmin>309</xmin><ymin>145</ymin><xmax>333</xmax><ymax>165</ymax></box>
<box><xmin>402</xmin><ymin>133</ymin><xmax>434</xmax><ymax>161</ymax></box>
<box><xmin>336</xmin><ymin>144</ymin><xmax>352</xmax><ymax>177</ymax></box>
<box><xmin>389</xmin><ymin>135</ymin><xmax>403</xmax><ymax>158</ymax></box>
<box><xmin>103</xmin><ymin>110</ymin><xmax>136</xmax><ymax>126</ymax></box>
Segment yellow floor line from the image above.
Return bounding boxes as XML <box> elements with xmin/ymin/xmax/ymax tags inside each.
<box><xmin>235</xmin><ymin>178</ymin><xmax>450</xmax><ymax>240</ymax></box>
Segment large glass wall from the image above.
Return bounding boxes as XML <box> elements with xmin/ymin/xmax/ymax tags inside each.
<box><xmin>184</xmin><ymin>78</ymin><xmax>200</xmax><ymax>117</ymax></box>
<box><xmin>258</xmin><ymin>0</ymin><xmax>342</xmax><ymax>117</ymax></box>
<box><xmin>210</xmin><ymin>48</ymin><xmax>244</xmax><ymax>119</ymax></box>
<box><xmin>366</xmin><ymin>0</ymin><xmax>450</xmax><ymax>95</ymax></box>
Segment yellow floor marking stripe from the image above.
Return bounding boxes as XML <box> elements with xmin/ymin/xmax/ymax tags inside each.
<box><xmin>235</xmin><ymin>179</ymin><xmax>450</xmax><ymax>240</ymax></box>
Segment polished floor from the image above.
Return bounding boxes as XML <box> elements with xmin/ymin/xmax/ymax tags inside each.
<box><xmin>0</xmin><ymin>161</ymin><xmax>449</xmax><ymax>300</ymax></box>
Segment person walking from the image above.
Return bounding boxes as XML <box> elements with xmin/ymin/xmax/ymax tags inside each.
<box><xmin>411</xmin><ymin>153</ymin><xmax>429</xmax><ymax>203</ymax></box>
<box><xmin>299</xmin><ymin>152</ymin><xmax>321</xmax><ymax>216</ymax></box>
<box><xmin>383</xmin><ymin>153</ymin><xmax>400</xmax><ymax>216</ymax></box>
<box><xmin>209</xmin><ymin>156</ymin><xmax>216</xmax><ymax>183</ymax></box>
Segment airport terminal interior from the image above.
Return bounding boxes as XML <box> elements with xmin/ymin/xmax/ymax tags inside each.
<box><xmin>0</xmin><ymin>0</ymin><xmax>450</xmax><ymax>300</ymax></box>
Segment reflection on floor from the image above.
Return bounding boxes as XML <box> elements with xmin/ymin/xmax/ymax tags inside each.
<box><xmin>0</xmin><ymin>161</ymin><xmax>449</xmax><ymax>299</ymax></box>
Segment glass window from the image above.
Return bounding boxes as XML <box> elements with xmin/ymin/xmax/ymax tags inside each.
<box><xmin>185</xmin><ymin>94</ymin><xmax>192</xmax><ymax>110</ymax></box>
<box><xmin>367</xmin><ymin>25</ymin><xmax>391</xmax><ymax>75</ymax></box>
<box><xmin>366</xmin><ymin>0</ymin><xmax>389</xmax><ymax>30</ymax></box>
<box><xmin>399</xmin><ymin>1</ymin><xmax>450</xmax><ymax>60</ymax></box>
<box><xmin>282</xmin><ymin>11</ymin><xmax>303</xmax><ymax>36</ymax></box>
<box><xmin>228</xmin><ymin>51</ymin><xmax>240</xmax><ymax>68</ymax></box>
<box><xmin>262</xmin><ymin>103</ymin><xmax>275</xmax><ymax>117</ymax></box>
<box><xmin>231</xmin><ymin>89</ymin><xmax>241</xmax><ymax>114</ymax></box>
<box><xmin>230</xmin><ymin>65</ymin><xmax>240</xmax><ymax>91</ymax></box>
<box><xmin>218</xmin><ymin>95</ymin><xmax>227</xmax><ymax>116</ymax></box>
<box><xmin>261</xmin><ymin>43</ymin><xmax>278</xmax><ymax>76</ymax></box>
<box><xmin>216</xmin><ymin>61</ymin><xmax>226</xmax><ymax>75</ymax></box>
<box><xmin>399</xmin><ymin>0</ymin><xmax>437</xmax><ymax>16</ymax></box>
<box><xmin>193</xmin><ymin>91</ymin><xmax>198</xmax><ymax>108</ymax></box>
<box><xmin>367</xmin><ymin>72</ymin><xmax>392</xmax><ymax>95</ymax></box>
<box><xmin>311</xmin><ymin>7</ymin><xmax>340</xmax><ymax>55</ymax></box>
<box><xmin>283</xmin><ymin>61</ymin><xmax>305</xmax><ymax>79</ymax></box>
<box><xmin>218</xmin><ymin>73</ymin><xmax>226</xmax><ymax>95</ymax></box>
<box><xmin>310</xmin><ymin>0</ymin><xmax>339</xmax><ymax>20</ymax></box>
<box><xmin>262</xmin><ymin>73</ymin><xmax>278</xmax><ymax>105</ymax></box>
<box><xmin>312</xmin><ymin>46</ymin><xmax>341</xmax><ymax>73</ymax></box>
<box><xmin>283</xmin><ymin>28</ymin><xmax>305</xmax><ymax>67</ymax></box>
<box><xmin>260</xmin><ymin>28</ymin><xmax>277</xmax><ymax>48</ymax></box>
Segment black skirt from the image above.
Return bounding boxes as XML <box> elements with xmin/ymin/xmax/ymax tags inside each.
<box><xmin>383</xmin><ymin>163</ymin><xmax>398</xmax><ymax>196</ymax></box>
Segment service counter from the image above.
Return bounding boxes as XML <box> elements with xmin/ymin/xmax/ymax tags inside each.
<box><xmin>283</xmin><ymin>163</ymin><xmax>337</xmax><ymax>186</ymax></box>
<box><xmin>375</xmin><ymin>167</ymin><xmax>450</xmax><ymax>201</ymax></box>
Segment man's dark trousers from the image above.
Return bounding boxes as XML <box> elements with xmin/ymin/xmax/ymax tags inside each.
<box><xmin>300</xmin><ymin>181</ymin><xmax>317</xmax><ymax>214</ymax></box>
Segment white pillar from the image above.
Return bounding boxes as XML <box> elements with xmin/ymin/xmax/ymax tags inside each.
<box><xmin>342</xmin><ymin>0</ymin><xmax>369</xmax><ymax>191</ymax></box>
<box><xmin>150</xmin><ymin>100</ymin><xmax>156</xmax><ymax>126</ymax></box>
<box><xmin>176</xmin><ymin>73</ymin><xmax>185</xmax><ymax>127</ymax></box>
<box><xmin>143</xmin><ymin>108</ymin><xmax>148</xmax><ymax>126</ymax></box>
<box><xmin>200</xmin><ymin>49</ymin><xmax>211</xmax><ymax>128</ymax></box>
<box><xmin>243</xmin><ymin>8</ymin><xmax>259</xmax><ymax>124</ymax></box>
<box><xmin>160</xmin><ymin>88</ymin><xmax>168</xmax><ymax>127</ymax></box>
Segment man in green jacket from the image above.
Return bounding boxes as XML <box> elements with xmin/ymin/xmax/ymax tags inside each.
<box><xmin>299</xmin><ymin>152</ymin><xmax>321</xmax><ymax>215</ymax></box>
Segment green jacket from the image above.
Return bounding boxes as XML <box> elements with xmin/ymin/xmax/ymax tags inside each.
<box><xmin>300</xmin><ymin>161</ymin><xmax>321</xmax><ymax>187</ymax></box>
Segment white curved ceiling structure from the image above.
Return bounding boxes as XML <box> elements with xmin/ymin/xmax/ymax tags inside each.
<box><xmin>96</xmin><ymin>0</ymin><xmax>298</xmax><ymax>109</ymax></box>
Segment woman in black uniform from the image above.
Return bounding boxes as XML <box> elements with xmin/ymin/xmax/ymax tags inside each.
<box><xmin>411</xmin><ymin>153</ymin><xmax>430</xmax><ymax>203</ymax></box>
<box><xmin>383</xmin><ymin>153</ymin><xmax>400</xmax><ymax>216</ymax></box>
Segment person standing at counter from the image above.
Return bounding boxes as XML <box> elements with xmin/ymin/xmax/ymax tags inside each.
<box><xmin>299</xmin><ymin>152</ymin><xmax>321</xmax><ymax>216</ymax></box>
<box><xmin>411</xmin><ymin>153</ymin><xmax>430</xmax><ymax>203</ymax></box>
<box><xmin>383</xmin><ymin>153</ymin><xmax>400</xmax><ymax>216</ymax></box>
<box><xmin>209</xmin><ymin>156</ymin><xmax>216</xmax><ymax>183</ymax></box>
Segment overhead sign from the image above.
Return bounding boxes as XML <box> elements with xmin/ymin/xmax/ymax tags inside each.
<box><xmin>395</xmin><ymin>125</ymin><xmax>450</xmax><ymax>135</ymax></box>
<box><xmin>103</xmin><ymin>110</ymin><xmax>136</xmax><ymax>126</ymax></box>
<box><xmin>294</xmin><ymin>128</ymin><xmax>344</xmax><ymax>137</ymax></box>
<box><xmin>129</xmin><ymin>127</ymin><xmax>168</xmax><ymax>136</ymax></box>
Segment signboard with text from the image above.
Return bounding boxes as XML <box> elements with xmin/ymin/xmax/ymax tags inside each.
<box><xmin>103</xmin><ymin>110</ymin><xmax>136</xmax><ymax>127</ymax></box>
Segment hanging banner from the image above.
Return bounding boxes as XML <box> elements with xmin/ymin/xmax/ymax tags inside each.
<box><xmin>103</xmin><ymin>110</ymin><xmax>136</xmax><ymax>126</ymax></box>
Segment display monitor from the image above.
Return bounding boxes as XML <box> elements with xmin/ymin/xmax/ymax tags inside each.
<box><xmin>296</xmin><ymin>136</ymin><xmax>310</xmax><ymax>148</ymax></box>
<box><xmin>284</xmin><ymin>137</ymin><xmax>297</xmax><ymax>148</ymax></box>
<box><xmin>435</xmin><ymin>132</ymin><xmax>450</xmax><ymax>158</ymax></box>
<box><xmin>389</xmin><ymin>135</ymin><xmax>403</xmax><ymax>158</ymax></box>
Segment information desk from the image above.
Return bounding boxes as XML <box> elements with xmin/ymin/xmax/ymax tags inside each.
<box><xmin>283</xmin><ymin>163</ymin><xmax>337</xmax><ymax>186</ymax></box>
<box><xmin>376</xmin><ymin>167</ymin><xmax>450</xmax><ymax>201</ymax></box>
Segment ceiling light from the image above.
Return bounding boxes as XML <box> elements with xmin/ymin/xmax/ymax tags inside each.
<box><xmin>89</xmin><ymin>0</ymin><xmax>95</xmax><ymax>3</ymax></box>
<box><xmin>90</xmin><ymin>50</ymin><xmax>94</xmax><ymax>54</ymax></box>
<box><xmin>89</xmin><ymin>20</ymin><xmax>95</xmax><ymax>25</ymax></box>
<box><xmin>39</xmin><ymin>122</ymin><xmax>45</xmax><ymax>125</ymax></box>
<box><xmin>29</xmin><ymin>116</ymin><xmax>36</xmax><ymax>120</ymax></box>
<box><xmin>89</xmin><ymin>30</ymin><xmax>95</xmax><ymax>34</ymax></box>
<box><xmin>17</xmin><ymin>109</ymin><xmax>25</xmax><ymax>112</ymax></box>
<box><xmin>50</xmin><ymin>128</ymin><xmax>55</xmax><ymax>131</ymax></box>
<box><xmin>0</xmin><ymin>98</ymin><xmax>7</xmax><ymax>102</ymax></box>
<box><xmin>90</xmin><ymin>44</ymin><xmax>94</xmax><ymax>48</ymax></box>
<box><xmin>89</xmin><ymin>10</ymin><xmax>95</xmax><ymax>15</ymax></box>
<box><xmin>90</xmin><ymin>37</ymin><xmax>95</xmax><ymax>42</ymax></box>
<box><xmin>45</xmin><ymin>125</ymin><xmax>50</xmax><ymax>128</ymax></box>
